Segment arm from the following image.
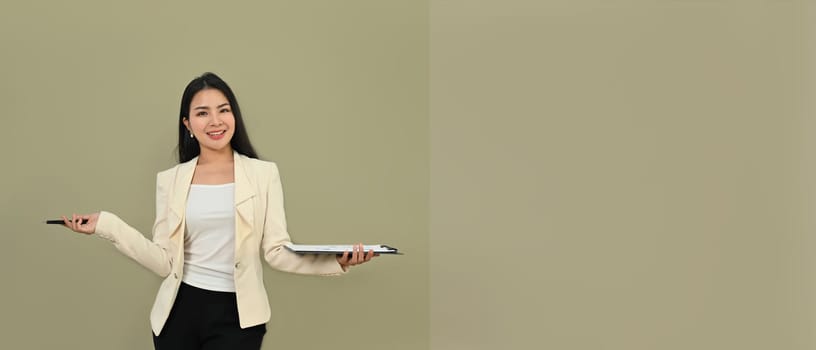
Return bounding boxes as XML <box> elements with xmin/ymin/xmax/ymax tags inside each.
<box><xmin>260</xmin><ymin>163</ymin><xmax>346</xmax><ymax>276</ymax></box>
<box><xmin>90</xmin><ymin>173</ymin><xmax>174</xmax><ymax>277</ymax></box>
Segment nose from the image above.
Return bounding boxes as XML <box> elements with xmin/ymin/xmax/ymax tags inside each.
<box><xmin>209</xmin><ymin>114</ymin><xmax>224</xmax><ymax>126</ymax></box>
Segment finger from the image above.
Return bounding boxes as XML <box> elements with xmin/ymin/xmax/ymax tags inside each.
<box><xmin>70</xmin><ymin>213</ymin><xmax>78</xmax><ymax>231</ymax></box>
<box><xmin>358</xmin><ymin>244</ymin><xmax>365</xmax><ymax>263</ymax></box>
<box><xmin>355</xmin><ymin>243</ymin><xmax>363</xmax><ymax>264</ymax></box>
<box><xmin>78</xmin><ymin>215</ymin><xmax>91</xmax><ymax>233</ymax></box>
<box><xmin>61</xmin><ymin>215</ymin><xmax>71</xmax><ymax>228</ymax></box>
<box><xmin>365</xmin><ymin>249</ymin><xmax>375</xmax><ymax>262</ymax></box>
<box><xmin>339</xmin><ymin>250</ymin><xmax>350</xmax><ymax>264</ymax></box>
<box><xmin>74</xmin><ymin>214</ymin><xmax>84</xmax><ymax>232</ymax></box>
<box><xmin>75</xmin><ymin>214</ymin><xmax>84</xmax><ymax>231</ymax></box>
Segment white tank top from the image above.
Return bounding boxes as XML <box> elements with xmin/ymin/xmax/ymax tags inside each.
<box><xmin>182</xmin><ymin>183</ymin><xmax>236</xmax><ymax>292</ymax></box>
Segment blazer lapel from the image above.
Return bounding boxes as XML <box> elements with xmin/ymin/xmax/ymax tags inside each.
<box><xmin>168</xmin><ymin>157</ymin><xmax>197</xmax><ymax>238</ymax></box>
<box><xmin>234</xmin><ymin>152</ymin><xmax>256</xmax><ymax>248</ymax></box>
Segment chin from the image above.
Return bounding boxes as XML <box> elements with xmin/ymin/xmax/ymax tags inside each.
<box><xmin>203</xmin><ymin>144</ymin><xmax>232</xmax><ymax>152</ymax></box>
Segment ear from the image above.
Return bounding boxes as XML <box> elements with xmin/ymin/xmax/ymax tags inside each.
<box><xmin>182</xmin><ymin>118</ymin><xmax>190</xmax><ymax>131</ymax></box>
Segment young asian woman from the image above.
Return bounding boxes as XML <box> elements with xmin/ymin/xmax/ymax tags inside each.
<box><xmin>60</xmin><ymin>72</ymin><xmax>377</xmax><ymax>350</ymax></box>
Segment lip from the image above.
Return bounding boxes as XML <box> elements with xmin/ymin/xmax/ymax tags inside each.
<box><xmin>206</xmin><ymin>130</ymin><xmax>227</xmax><ymax>140</ymax></box>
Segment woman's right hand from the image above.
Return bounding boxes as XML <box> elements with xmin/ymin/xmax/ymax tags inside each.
<box><xmin>61</xmin><ymin>212</ymin><xmax>100</xmax><ymax>235</ymax></box>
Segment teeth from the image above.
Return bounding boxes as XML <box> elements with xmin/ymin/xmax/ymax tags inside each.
<box><xmin>207</xmin><ymin>131</ymin><xmax>225</xmax><ymax>135</ymax></box>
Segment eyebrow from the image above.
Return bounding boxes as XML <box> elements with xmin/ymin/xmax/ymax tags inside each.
<box><xmin>193</xmin><ymin>103</ymin><xmax>230</xmax><ymax>110</ymax></box>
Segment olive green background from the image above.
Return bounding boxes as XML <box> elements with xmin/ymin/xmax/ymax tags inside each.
<box><xmin>2</xmin><ymin>0</ymin><xmax>816</xmax><ymax>349</ymax></box>
<box><xmin>431</xmin><ymin>0</ymin><xmax>816</xmax><ymax>349</ymax></box>
<box><xmin>0</xmin><ymin>1</ymin><xmax>427</xmax><ymax>349</ymax></box>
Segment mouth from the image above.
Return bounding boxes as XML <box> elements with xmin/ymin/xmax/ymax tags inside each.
<box><xmin>206</xmin><ymin>130</ymin><xmax>227</xmax><ymax>140</ymax></box>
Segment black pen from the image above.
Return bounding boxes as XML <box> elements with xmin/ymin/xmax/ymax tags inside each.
<box><xmin>44</xmin><ymin>219</ymin><xmax>88</xmax><ymax>225</ymax></box>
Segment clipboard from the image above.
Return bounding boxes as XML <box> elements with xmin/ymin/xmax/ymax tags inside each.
<box><xmin>284</xmin><ymin>243</ymin><xmax>402</xmax><ymax>255</ymax></box>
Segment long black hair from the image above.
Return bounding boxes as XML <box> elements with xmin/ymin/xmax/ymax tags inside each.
<box><xmin>177</xmin><ymin>72</ymin><xmax>259</xmax><ymax>163</ymax></box>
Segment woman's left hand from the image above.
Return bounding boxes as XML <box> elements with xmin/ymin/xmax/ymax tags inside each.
<box><xmin>337</xmin><ymin>243</ymin><xmax>378</xmax><ymax>271</ymax></box>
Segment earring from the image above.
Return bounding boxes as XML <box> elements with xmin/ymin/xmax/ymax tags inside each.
<box><xmin>190</xmin><ymin>132</ymin><xmax>194</xmax><ymax>138</ymax></box>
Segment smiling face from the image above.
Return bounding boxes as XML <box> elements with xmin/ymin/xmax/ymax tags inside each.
<box><xmin>183</xmin><ymin>88</ymin><xmax>236</xmax><ymax>155</ymax></box>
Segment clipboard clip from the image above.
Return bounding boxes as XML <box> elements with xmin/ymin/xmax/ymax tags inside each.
<box><xmin>379</xmin><ymin>245</ymin><xmax>401</xmax><ymax>254</ymax></box>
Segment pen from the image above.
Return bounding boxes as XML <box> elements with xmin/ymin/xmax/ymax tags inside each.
<box><xmin>44</xmin><ymin>219</ymin><xmax>89</xmax><ymax>225</ymax></box>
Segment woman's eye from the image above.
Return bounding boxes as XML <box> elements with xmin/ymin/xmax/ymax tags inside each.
<box><xmin>196</xmin><ymin>111</ymin><xmax>207</xmax><ymax>117</ymax></box>
<box><xmin>220</xmin><ymin>108</ymin><xmax>231</xmax><ymax>113</ymax></box>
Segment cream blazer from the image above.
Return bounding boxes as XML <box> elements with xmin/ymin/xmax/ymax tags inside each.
<box><xmin>93</xmin><ymin>152</ymin><xmax>345</xmax><ymax>335</ymax></box>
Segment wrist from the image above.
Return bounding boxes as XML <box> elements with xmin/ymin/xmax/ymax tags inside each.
<box><xmin>337</xmin><ymin>259</ymin><xmax>349</xmax><ymax>272</ymax></box>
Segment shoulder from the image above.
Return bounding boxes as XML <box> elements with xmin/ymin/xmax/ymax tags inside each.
<box><xmin>237</xmin><ymin>153</ymin><xmax>280</xmax><ymax>177</ymax></box>
<box><xmin>156</xmin><ymin>166</ymin><xmax>177</xmax><ymax>179</ymax></box>
<box><xmin>156</xmin><ymin>158</ymin><xmax>196</xmax><ymax>182</ymax></box>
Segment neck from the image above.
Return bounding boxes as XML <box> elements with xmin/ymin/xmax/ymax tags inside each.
<box><xmin>197</xmin><ymin>147</ymin><xmax>234</xmax><ymax>165</ymax></box>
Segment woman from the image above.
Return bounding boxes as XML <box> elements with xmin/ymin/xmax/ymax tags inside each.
<box><xmin>60</xmin><ymin>72</ymin><xmax>376</xmax><ymax>350</ymax></box>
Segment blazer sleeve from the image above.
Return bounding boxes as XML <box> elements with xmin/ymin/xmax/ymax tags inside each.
<box><xmin>93</xmin><ymin>172</ymin><xmax>174</xmax><ymax>278</ymax></box>
<box><xmin>260</xmin><ymin>162</ymin><xmax>345</xmax><ymax>276</ymax></box>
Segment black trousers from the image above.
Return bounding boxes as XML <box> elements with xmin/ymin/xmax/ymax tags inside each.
<box><xmin>153</xmin><ymin>282</ymin><xmax>266</xmax><ymax>350</ymax></box>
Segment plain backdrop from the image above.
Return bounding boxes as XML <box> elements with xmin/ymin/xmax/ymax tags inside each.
<box><xmin>3</xmin><ymin>1</ymin><xmax>816</xmax><ymax>349</ymax></box>
<box><xmin>431</xmin><ymin>0</ymin><xmax>816</xmax><ymax>349</ymax></box>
